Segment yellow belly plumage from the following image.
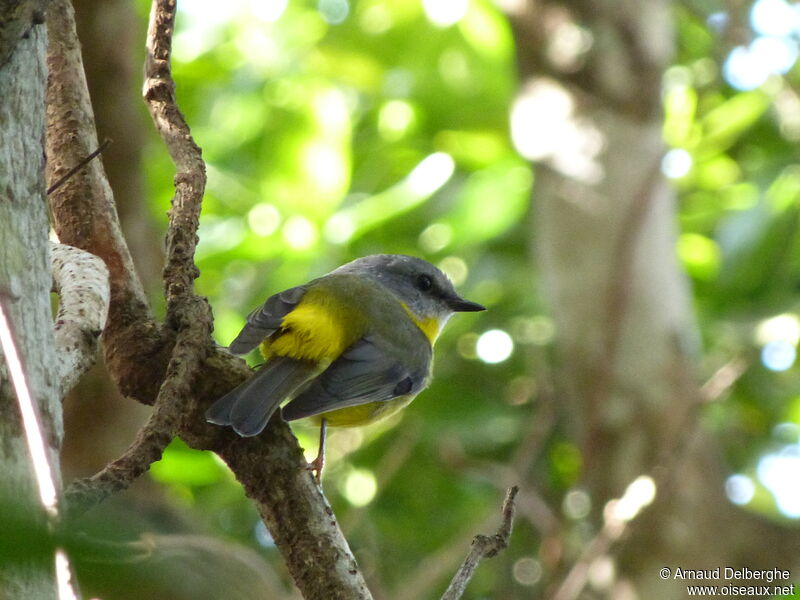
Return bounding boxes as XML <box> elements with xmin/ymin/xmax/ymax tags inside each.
<box><xmin>314</xmin><ymin>395</ymin><xmax>415</xmax><ymax>427</ymax></box>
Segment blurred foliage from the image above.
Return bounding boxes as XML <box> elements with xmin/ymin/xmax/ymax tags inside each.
<box><xmin>98</xmin><ymin>0</ymin><xmax>800</xmax><ymax>596</ymax></box>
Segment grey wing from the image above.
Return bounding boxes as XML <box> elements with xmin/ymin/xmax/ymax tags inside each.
<box><xmin>228</xmin><ymin>285</ymin><xmax>307</xmax><ymax>355</ymax></box>
<box><xmin>281</xmin><ymin>336</ymin><xmax>431</xmax><ymax>421</ymax></box>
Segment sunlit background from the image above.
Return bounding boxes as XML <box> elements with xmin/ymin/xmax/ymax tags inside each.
<box><xmin>60</xmin><ymin>0</ymin><xmax>800</xmax><ymax>595</ymax></box>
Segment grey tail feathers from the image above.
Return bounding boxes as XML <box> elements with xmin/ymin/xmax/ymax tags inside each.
<box><xmin>206</xmin><ymin>356</ymin><xmax>319</xmax><ymax>437</ymax></box>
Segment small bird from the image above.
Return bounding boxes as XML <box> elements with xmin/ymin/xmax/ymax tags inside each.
<box><xmin>206</xmin><ymin>254</ymin><xmax>485</xmax><ymax>478</ymax></box>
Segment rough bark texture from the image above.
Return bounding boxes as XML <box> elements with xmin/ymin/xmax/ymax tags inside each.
<box><xmin>71</xmin><ymin>0</ymin><xmax>158</xmax><ymax>290</ymax></box>
<box><xmin>0</xmin><ymin>2</ymin><xmax>59</xmax><ymax>597</ymax></box>
<box><xmin>508</xmin><ymin>0</ymin><xmax>800</xmax><ymax>597</ymax></box>
<box><xmin>51</xmin><ymin>242</ymin><xmax>110</xmax><ymax>397</ymax></box>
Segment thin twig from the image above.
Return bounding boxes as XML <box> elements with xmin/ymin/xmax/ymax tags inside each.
<box><xmin>700</xmin><ymin>358</ymin><xmax>748</xmax><ymax>403</ymax></box>
<box><xmin>63</xmin><ymin>403</ymin><xmax>173</xmax><ymax>518</ymax></box>
<box><xmin>46</xmin><ymin>139</ymin><xmax>110</xmax><ymax>195</ymax></box>
<box><xmin>440</xmin><ymin>486</ymin><xmax>519</xmax><ymax>600</ymax></box>
<box><xmin>142</xmin><ymin>0</ymin><xmax>206</xmax><ymax>319</ymax></box>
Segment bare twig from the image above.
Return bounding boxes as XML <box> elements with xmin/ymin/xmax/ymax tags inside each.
<box><xmin>440</xmin><ymin>486</ymin><xmax>519</xmax><ymax>600</ymax></box>
<box><xmin>64</xmin><ymin>408</ymin><xmax>172</xmax><ymax>518</ymax></box>
<box><xmin>142</xmin><ymin>0</ymin><xmax>205</xmax><ymax>320</ymax></box>
<box><xmin>46</xmin><ymin>139</ymin><xmax>110</xmax><ymax>195</ymax></box>
<box><xmin>700</xmin><ymin>358</ymin><xmax>748</xmax><ymax>403</ymax></box>
<box><xmin>51</xmin><ymin>242</ymin><xmax>110</xmax><ymax>397</ymax></box>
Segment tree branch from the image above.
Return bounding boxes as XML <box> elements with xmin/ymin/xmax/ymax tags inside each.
<box><xmin>440</xmin><ymin>486</ymin><xmax>519</xmax><ymax>600</ymax></box>
<box><xmin>142</xmin><ymin>0</ymin><xmax>205</xmax><ymax>319</ymax></box>
<box><xmin>64</xmin><ymin>295</ymin><xmax>211</xmax><ymax>518</ymax></box>
<box><xmin>45</xmin><ymin>0</ymin><xmax>169</xmax><ymax>406</ymax></box>
<box><xmin>46</xmin><ymin>138</ymin><xmax>110</xmax><ymax>196</ymax></box>
<box><xmin>51</xmin><ymin>242</ymin><xmax>110</xmax><ymax>398</ymax></box>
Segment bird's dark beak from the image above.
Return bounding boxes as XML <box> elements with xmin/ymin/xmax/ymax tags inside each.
<box><xmin>448</xmin><ymin>295</ymin><xmax>486</xmax><ymax>312</ymax></box>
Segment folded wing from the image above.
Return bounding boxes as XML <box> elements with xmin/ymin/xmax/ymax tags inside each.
<box><xmin>281</xmin><ymin>335</ymin><xmax>430</xmax><ymax>421</ymax></box>
<box><xmin>228</xmin><ymin>285</ymin><xmax>308</xmax><ymax>355</ymax></box>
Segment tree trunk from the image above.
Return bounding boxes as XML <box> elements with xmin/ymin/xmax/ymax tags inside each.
<box><xmin>0</xmin><ymin>2</ymin><xmax>61</xmax><ymax>597</ymax></box>
<box><xmin>508</xmin><ymin>0</ymin><xmax>800</xmax><ymax>596</ymax></box>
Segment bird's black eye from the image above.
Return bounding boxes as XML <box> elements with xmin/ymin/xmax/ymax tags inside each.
<box><xmin>416</xmin><ymin>274</ymin><xmax>433</xmax><ymax>291</ymax></box>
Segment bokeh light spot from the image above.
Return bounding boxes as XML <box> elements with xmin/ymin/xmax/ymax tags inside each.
<box><xmin>677</xmin><ymin>233</ymin><xmax>721</xmax><ymax>281</ymax></box>
<box><xmin>407</xmin><ymin>152</ymin><xmax>455</xmax><ymax>196</ymax></box>
<box><xmin>725</xmin><ymin>474</ymin><xmax>756</xmax><ymax>505</ymax></box>
<box><xmin>282</xmin><ymin>215</ymin><xmax>318</xmax><ymax>250</ymax></box>
<box><xmin>438</xmin><ymin>256</ymin><xmax>468</xmax><ymax>286</ymax></box>
<box><xmin>249</xmin><ymin>0</ymin><xmax>287</xmax><ymax>22</ymax></box>
<box><xmin>563</xmin><ymin>489</ymin><xmax>592</xmax><ymax>519</ymax></box>
<box><xmin>758</xmin><ymin>447</ymin><xmax>800</xmax><ymax>517</ymax></box>
<box><xmin>302</xmin><ymin>141</ymin><xmax>348</xmax><ymax>197</ymax></box>
<box><xmin>513</xmin><ymin>557</ymin><xmax>543</xmax><ymax>586</ymax></box>
<box><xmin>724</xmin><ymin>45</ymin><xmax>770</xmax><ymax>91</ymax></box>
<box><xmin>318</xmin><ymin>0</ymin><xmax>349</xmax><ymax>24</ymax></box>
<box><xmin>247</xmin><ymin>203</ymin><xmax>281</xmax><ymax>236</ymax></box>
<box><xmin>419</xmin><ymin>222</ymin><xmax>453</xmax><ymax>253</ymax></box>
<box><xmin>341</xmin><ymin>468</ymin><xmax>377</xmax><ymax>507</ymax></box>
<box><xmin>476</xmin><ymin>329</ymin><xmax>513</xmax><ymax>363</ymax></box>
<box><xmin>761</xmin><ymin>339</ymin><xmax>796</xmax><ymax>371</ymax></box>
<box><xmin>751</xmin><ymin>35</ymin><xmax>798</xmax><ymax>75</ymax></box>
<box><xmin>607</xmin><ymin>475</ymin><xmax>656</xmax><ymax>523</ymax></box>
<box><xmin>751</xmin><ymin>0</ymin><xmax>799</xmax><ymax>37</ymax></box>
<box><xmin>661</xmin><ymin>148</ymin><xmax>693</xmax><ymax>178</ymax></box>
<box><xmin>756</xmin><ymin>313</ymin><xmax>800</xmax><ymax>345</ymax></box>
<box><xmin>378</xmin><ymin>100</ymin><xmax>415</xmax><ymax>140</ymax></box>
<box><xmin>512</xmin><ymin>315</ymin><xmax>555</xmax><ymax>346</ymax></box>
<box><xmin>324</xmin><ymin>213</ymin><xmax>355</xmax><ymax>244</ymax></box>
<box><xmin>423</xmin><ymin>0</ymin><xmax>469</xmax><ymax>27</ymax></box>
<box><xmin>359</xmin><ymin>4</ymin><xmax>393</xmax><ymax>34</ymax></box>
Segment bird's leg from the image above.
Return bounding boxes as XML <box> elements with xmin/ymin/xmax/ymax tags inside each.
<box><xmin>307</xmin><ymin>418</ymin><xmax>328</xmax><ymax>483</ymax></box>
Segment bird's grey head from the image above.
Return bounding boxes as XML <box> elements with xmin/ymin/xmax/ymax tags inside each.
<box><xmin>334</xmin><ymin>254</ymin><xmax>485</xmax><ymax>322</ymax></box>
